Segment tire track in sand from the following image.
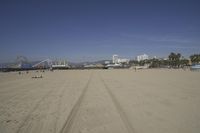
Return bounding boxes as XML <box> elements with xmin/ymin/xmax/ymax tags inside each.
<box><xmin>59</xmin><ymin>72</ymin><xmax>92</xmax><ymax>133</ymax></box>
<box><xmin>53</xmin><ymin>80</ymin><xmax>70</xmax><ymax>133</ymax></box>
<box><xmin>100</xmin><ymin>76</ymin><xmax>135</xmax><ymax>133</ymax></box>
<box><xmin>15</xmin><ymin>81</ymin><xmax>59</xmax><ymax>133</ymax></box>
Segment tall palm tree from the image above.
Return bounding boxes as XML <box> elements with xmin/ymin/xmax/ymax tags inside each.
<box><xmin>168</xmin><ymin>52</ymin><xmax>182</xmax><ymax>68</ymax></box>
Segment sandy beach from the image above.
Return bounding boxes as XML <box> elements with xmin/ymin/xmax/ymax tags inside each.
<box><xmin>0</xmin><ymin>69</ymin><xmax>200</xmax><ymax>133</ymax></box>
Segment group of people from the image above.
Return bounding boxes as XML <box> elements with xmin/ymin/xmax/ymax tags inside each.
<box><xmin>18</xmin><ymin>70</ymin><xmax>44</xmax><ymax>79</ymax></box>
<box><xmin>32</xmin><ymin>75</ymin><xmax>43</xmax><ymax>79</ymax></box>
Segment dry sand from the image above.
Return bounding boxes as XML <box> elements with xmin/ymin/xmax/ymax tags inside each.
<box><xmin>0</xmin><ymin>69</ymin><xmax>200</xmax><ymax>133</ymax></box>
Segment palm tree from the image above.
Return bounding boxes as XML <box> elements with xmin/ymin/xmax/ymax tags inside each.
<box><xmin>177</xmin><ymin>53</ymin><xmax>181</xmax><ymax>59</ymax></box>
<box><xmin>169</xmin><ymin>52</ymin><xmax>175</xmax><ymax>61</ymax></box>
<box><xmin>168</xmin><ymin>52</ymin><xmax>182</xmax><ymax>68</ymax></box>
<box><xmin>176</xmin><ymin>53</ymin><xmax>181</xmax><ymax>67</ymax></box>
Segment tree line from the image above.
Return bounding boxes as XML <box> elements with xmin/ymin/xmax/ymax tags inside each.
<box><xmin>130</xmin><ymin>53</ymin><xmax>200</xmax><ymax>68</ymax></box>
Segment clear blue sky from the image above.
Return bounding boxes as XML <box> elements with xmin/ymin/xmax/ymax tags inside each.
<box><xmin>0</xmin><ymin>0</ymin><xmax>200</xmax><ymax>62</ymax></box>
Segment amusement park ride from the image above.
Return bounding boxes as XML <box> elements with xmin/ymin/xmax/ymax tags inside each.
<box><xmin>32</xmin><ymin>59</ymin><xmax>70</xmax><ymax>69</ymax></box>
<box><xmin>32</xmin><ymin>59</ymin><xmax>52</xmax><ymax>69</ymax></box>
<box><xmin>6</xmin><ymin>56</ymin><xmax>70</xmax><ymax>70</ymax></box>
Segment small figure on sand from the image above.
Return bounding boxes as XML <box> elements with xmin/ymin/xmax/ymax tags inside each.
<box><xmin>32</xmin><ymin>75</ymin><xmax>43</xmax><ymax>79</ymax></box>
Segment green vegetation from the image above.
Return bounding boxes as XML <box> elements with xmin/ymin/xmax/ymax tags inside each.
<box><xmin>190</xmin><ymin>54</ymin><xmax>200</xmax><ymax>64</ymax></box>
<box><xmin>130</xmin><ymin>52</ymin><xmax>193</xmax><ymax>68</ymax></box>
<box><xmin>168</xmin><ymin>52</ymin><xmax>181</xmax><ymax>68</ymax></box>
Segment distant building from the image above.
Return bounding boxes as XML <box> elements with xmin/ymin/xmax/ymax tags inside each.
<box><xmin>112</xmin><ymin>54</ymin><xmax>130</xmax><ymax>64</ymax></box>
<box><xmin>105</xmin><ymin>61</ymin><xmax>110</xmax><ymax>64</ymax></box>
<box><xmin>136</xmin><ymin>54</ymin><xmax>149</xmax><ymax>61</ymax></box>
<box><xmin>117</xmin><ymin>58</ymin><xmax>130</xmax><ymax>64</ymax></box>
<box><xmin>52</xmin><ymin>59</ymin><xmax>70</xmax><ymax>69</ymax></box>
<box><xmin>112</xmin><ymin>54</ymin><xmax>119</xmax><ymax>64</ymax></box>
<box><xmin>163</xmin><ymin>58</ymin><xmax>168</xmax><ymax>60</ymax></box>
